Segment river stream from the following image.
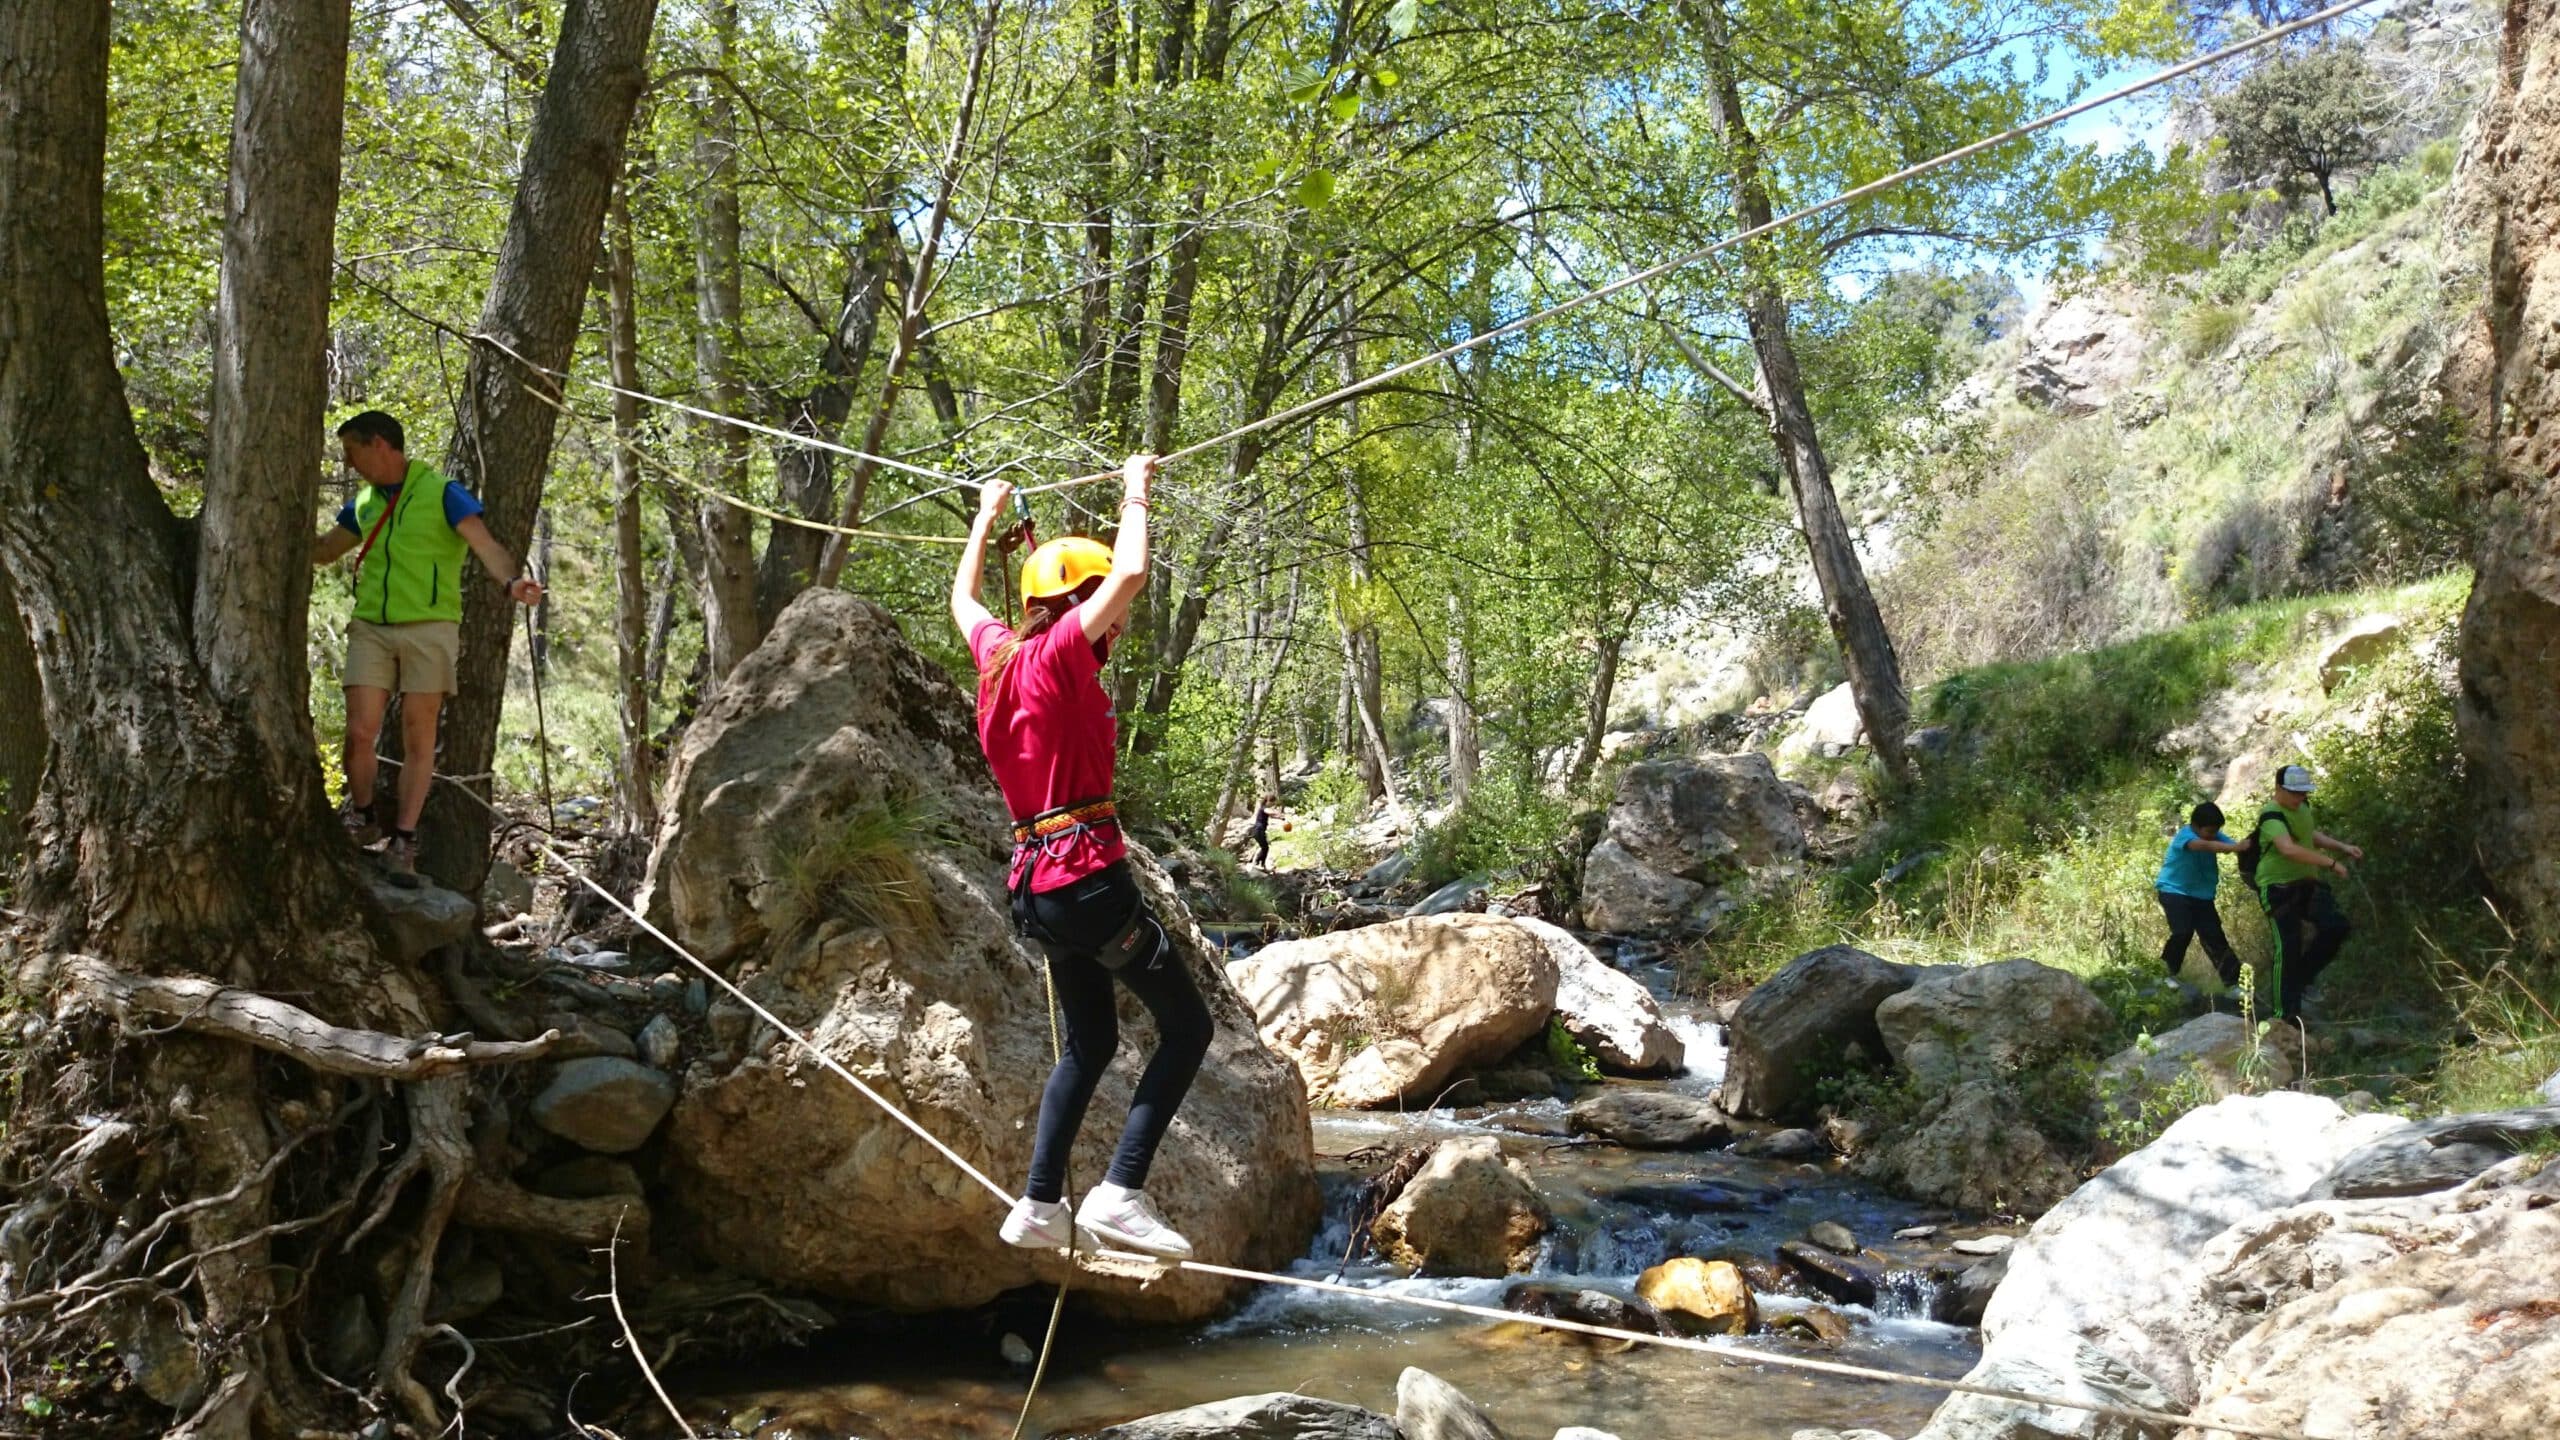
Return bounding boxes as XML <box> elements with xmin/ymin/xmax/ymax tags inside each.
<box><xmin>677</xmin><ymin>989</ymin><xmax>1982</xmax><ymax>1439</ymax></box>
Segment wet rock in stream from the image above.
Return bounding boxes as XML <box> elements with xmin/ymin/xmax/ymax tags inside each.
<box><xmin>1091</xmin><ymin>1392</ymin><xmax>1402</xmax><ymax>1439</ymax></box>
<box><xmin>1635</xmin><ymin>1257</ymin><xmax>1756</xmax><ymax>1335</ymax></box>
<box><xmin>1777</xmin><ymin>1240</ymin><xmax>1881</xmax><ymax>1307</ymax></box>
<box><xmin>1566</xmin><ymin>1090</ymin><xmax>1734</xmax><ymax>1149</ymax></box>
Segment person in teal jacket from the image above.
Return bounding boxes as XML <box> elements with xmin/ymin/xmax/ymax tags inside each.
<box><xmin>310</xmin><ymin>411</ymin><xmax>544</xmax><ymax>874</ymax></box>
<box><xmin>2156</xmin><ymin>801</ymin><xmax>2246</xmax><ymax>987</ymax></box>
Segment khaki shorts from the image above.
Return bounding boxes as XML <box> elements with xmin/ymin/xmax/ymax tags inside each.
<box><xmin>345</xmin><ymin>618</ymin><xmax>460</xmax><ymax>696</ymax></box>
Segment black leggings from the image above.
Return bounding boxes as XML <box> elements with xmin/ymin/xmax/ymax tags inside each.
<box><xmin>1023</xmin><ymin>862</ymin><xmax>1212</xmax><ymax>1203</ymax></box>
<box><xmin>2156</xmin><ymin>890</ymin><xmax>2240</xmax><ymax>987</ymax></box>
<box><xmin>2265</xmin><ymin>880</ymin><xmax>2351</xmax><ymax>1018</ymax></box>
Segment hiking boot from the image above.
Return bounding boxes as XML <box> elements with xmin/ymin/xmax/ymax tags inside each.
<box><xmin>1076</xmin><ymin>1184</ymin><xmax>1193</xmax><ymax>1260</ymax></box>
<box><xmin>340</xmin><ymin>801</ymin><xmax>382</xmax><ymax>847</ymax></box>
<box><xmin>998</xmin><ymin>1196</ymin><xmax>1072</xmax><ymax>1250</ymax></box>
<box><xmin>381</xmin><ymin>832</ymin><xmax>419</xmax><ymax>884</ymax></box>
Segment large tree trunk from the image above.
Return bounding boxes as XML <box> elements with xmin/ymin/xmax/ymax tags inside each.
<box><xmin>1446</xmin><ymin>591</ymin><xmax>1479</xmax><ymax>806</ymax></box>
<box><xmin>691</xmin><ymin>0</ymin><xmax>761</xmax><ymax>683</ymax></box>
<box><xmin>424</xmin><ymin>0</ymin><xmax>660</xmax><ymax>893</ymax></box>
<box><xmin>1565</xmin><ymin>610</ymin><xmax>1631</xmax><ymax>793</ymax></box>
<box><xmin>607</xmin><ymin>185</ymin><xmax>658</xmax><ymax>836</ymax></box>
<box><xmin>0</xmin><ymin>6</ymin><xmax>469</xmax><ymax>1435</ymax></box>
<box><xmin>1693</xmin><ymin>0</ymin><xmax>1910</xmax><ymax>782</ymax></box>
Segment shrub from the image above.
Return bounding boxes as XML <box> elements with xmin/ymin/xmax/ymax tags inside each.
<box><xmin>1410</xmin><ymin>772</ymin><xmax>1571</xmax><ymax>891</ymax></box>
<box><xmin>768</xmin><ymin>789</ymin><xmax>957</xmax><ymax>947</ymax></box>
<box><xmin>2179</xmin><ymin>301</ymin><xmax>2247</xmax><ymax>358</ymax></box>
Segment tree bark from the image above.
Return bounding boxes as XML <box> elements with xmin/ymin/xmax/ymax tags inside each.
<box><xmin>1565</xmin><ymin>616</ymin><xmax>1631</xmax><ymax>793</ymax></box>
<box><xmin>425</xmin><ymin>0</ymin><xmax>660</xmax><ymax>893</ymax></box>
<box><xmin>1692</xmin><ymin>0</ymin><xmax>1910</xmax><ymax>782</ymax></box>
<box><xmin>1446</xmin><ymin>591</ymin><xmax>1479</xmax><ymax>807</ymax></box>
<box><xmin>607</xmin><ymin>185</ymin><xmax>658</xmax><ymax>836</ymax></box>
<box><xmin>0</xmin><ymin>569</ymin><xmax>42</xmax><ymax>859</ymax></box>
<box><xmin>199</xmin><ymin>0</ymin><xmax>348</xmax><ymax>786</ymax></box>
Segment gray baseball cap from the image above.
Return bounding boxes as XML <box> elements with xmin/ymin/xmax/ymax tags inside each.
<box><xmin>2276</xmin><ymin>764</ymin><xmax>2316</xmax><ymax>794</ymax></box>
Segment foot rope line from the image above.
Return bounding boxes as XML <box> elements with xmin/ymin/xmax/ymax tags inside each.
<box><xmin>408</xmin><ymin>766</ymin><xmax>2325</xmax><ymax>1440</ymax></box>
<box><xmin>467</xmin><ymin>0</ymin><xmax>2377</xmax><ymax>540</ymax></box>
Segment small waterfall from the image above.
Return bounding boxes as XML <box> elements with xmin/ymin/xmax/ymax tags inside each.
<box><xmin>1662</xmin><ymin>1009</ymin><xmax>1728</xmax><ymax>1096</ymax></box>
<box><xmin>1874</xmin><ymin>1268</ymin><xmax>1951</xmax><ymax>1322</ymax></box>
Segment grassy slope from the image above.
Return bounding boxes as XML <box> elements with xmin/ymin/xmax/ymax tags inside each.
<box><xmin>1711</xmin><ymin>570</ymin><xmax>2556</xmax><ymax>1116</ymax></box>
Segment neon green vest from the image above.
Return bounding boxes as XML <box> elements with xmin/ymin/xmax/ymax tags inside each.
<box><xmin>2255</xmin><ymin>800</ymin><xmax>2323</xmax><ymax>892</ymax></box>
<box><xmin>350</xmin><ymin>459</ymin><xmax>470</xmax><ymax>625</ymax></box>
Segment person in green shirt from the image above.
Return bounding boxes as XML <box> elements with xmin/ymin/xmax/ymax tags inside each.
<box><xmin>310</xmin><ymin>411</ymin><xmax>544</xmax><ymax>875</ymax></box>
<box><xmin>2255</xmin><ymin>765</ymin><xmax>2364</xmax><ymax>1020</ymax></box>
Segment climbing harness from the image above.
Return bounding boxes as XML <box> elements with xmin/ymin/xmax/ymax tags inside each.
<box><xmin>1005</xmin><ymin>802</ymin><xmax>1168</xmax><ymax>974</ymax></box>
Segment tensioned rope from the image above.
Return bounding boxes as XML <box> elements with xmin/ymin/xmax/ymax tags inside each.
<box><xmin>409</xmin><ymin>760</ymin><xmax>2322</xmax><ymax>1440</ymax></box>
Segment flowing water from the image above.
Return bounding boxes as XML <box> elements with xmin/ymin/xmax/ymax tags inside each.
<box><xmin>677</xmin><ymin>979</ymin><xmax>1983</xmax><ymax>1440</ymax></box>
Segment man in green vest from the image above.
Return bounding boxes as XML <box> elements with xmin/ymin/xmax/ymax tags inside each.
<box><xmin>310</xmin><ymin>411</ymin><xmax>544</xmax><ymax>875</ymax></box>
<box><xmin>2255</xmin><ymin>764</ymin><xmax>2364</xmax><ymax>1021</ymax></box>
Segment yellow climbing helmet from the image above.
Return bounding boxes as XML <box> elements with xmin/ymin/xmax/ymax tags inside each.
<box><xmin>1020</xmin><ymin>536</ymin><xmax>1113</xmax><ymax>603</ymax></box>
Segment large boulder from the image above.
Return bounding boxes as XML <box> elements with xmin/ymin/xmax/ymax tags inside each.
<box><xmin>1907</xmin><ymin>1329</ymin><xmax>2177</xmax><ymax>1440</ymax></box>
<box><xmin>1979</xmin><ymin>1093</ymin><xmax>2405</xmax><ymax>1405</ymax></box>
<box><xmin>641</xmin><ymin>592</ymin><xmax>1320</xmax><ymax>1322</ymax></box>
<box><xmin>1876</xmin><ymin>960</ymin><xmax>2113</xmax><ymax>1093</ymax></box>
<box><xmin>2445</xmin><ymin>0</ymin><xmax>2560</xmax><ymax>943</ymax></box>
<box><xmin>1579</xmin><ymin>754</ymin><xmax>1804</xmax><ymax>934</ymax></box>
<box><xmin>1369</xmin><ymin>1135</ymin><xmax>1550</xmax><ymax>1277</ymax></box>
<box><xmin>1722</xmin><ymin>946</ymin><xmax>1921</xmax><ymax>1121</ymax></box>
<box><xmin>1851</xmin><ymin>1080</ymin><xmax>2082</xmax><ymax>1216</ymax></box>
<box><xmin>1226</xmin><ymin>915</ymin><xmax>1560</xmax><ymax>1108</ymax></box>
<box><xmin>1514</xmin><ymin>917</ymin><xmax>1682</xmax><ymax>1075</ymax></box>
<box><xmin>2179</xmin><ymin>1193</ymin><xmax>2560</xmax><ymax>1439</ymax></box>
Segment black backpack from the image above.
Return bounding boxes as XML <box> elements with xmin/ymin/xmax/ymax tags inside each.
<box><xmin>2233</xmin><ymin>806</ymin><xmax>2289</xmax><ymax>891</ymax></box>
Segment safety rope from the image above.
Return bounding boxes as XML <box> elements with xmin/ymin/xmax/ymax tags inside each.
<box><xmin>374</xmin><ymin>756</ymin><xmax>2326</xmax><ymax>1440</ymax></box>
<box><xmin>467</xmin><ymin>331</ymin><xmax>964</xmax><ymax>486</ymax></box>
<box><xmin>505</xmin><ymin>378</ymin><xmax>969</xmax><ymax>546</ymax></box>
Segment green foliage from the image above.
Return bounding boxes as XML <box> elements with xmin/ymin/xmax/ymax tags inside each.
<box><xmin>1543</xmin><ymin>1017</ymin><xmax>1601</xmax><ymax>1083</ymax></box>
<box><xmin>767</xmin><ymin>791</ymin><xmax>958</xmax><ymax>948</ymax></box>
<box><xmin>2209</xmin><ymin>42</ymin><xmax>2391</xmax><ymax>216</ymax></box>
<box><xmin>1410</xmin><ymin>772</ymin><xmax>1572</xmax><ymax>892</ymax></box>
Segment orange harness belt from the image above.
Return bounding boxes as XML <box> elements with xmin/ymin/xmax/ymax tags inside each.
<box><xmin>1011</xmin><ymin>799</ymin><xmax>1117</xmax><ymax>848</ymax></box>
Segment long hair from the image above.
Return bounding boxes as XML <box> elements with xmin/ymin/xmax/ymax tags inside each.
<box><xmin>978</xmin><ymin>577</ymin><xmax>1102</xmax><ymax>719</ymax></box>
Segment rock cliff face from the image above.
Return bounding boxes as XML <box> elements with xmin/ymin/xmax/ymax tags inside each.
<box><xmin>2448</xmin><ymin>0</ymin><xmax>2560</xmax><ymax>939</ymax></box>
<box><xmin>638</xmin><ymin>592</ymin><xmax>1320</xmax><ymax>1322</ymax></box>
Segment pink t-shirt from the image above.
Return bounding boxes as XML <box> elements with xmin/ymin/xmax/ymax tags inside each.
<box><xmin>971</xmin><ymin>607</ymin><xmax>1126</xmax><ymax>893</ymax></box>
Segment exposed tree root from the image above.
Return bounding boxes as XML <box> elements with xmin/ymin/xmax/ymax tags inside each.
<box><xmin>57</xmin><ymin>957</ymin><xmax>560</xmax><ymax>1078</ymax></box>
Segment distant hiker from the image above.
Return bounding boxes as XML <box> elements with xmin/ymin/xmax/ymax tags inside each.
<box><xmin>2155</xmin><ymin>802</ymin><xmax>2244</xmax><ymax>987</ymax></box>
<box><xmin>310</xmin><ymin>411</ymin><xmax>542</xmax><ymax>875</ymax></box>
<box><xmin>951</xmin><ymin>454</ymin><xmax>1208</xmax><ymax>1262</ymax></box>
<box><xmin>1247</xmin><ymin>797</ymin><xmax>1283</xmax><ymax>868</ymax></box>
<box><xmin>2252</xmin><ymin>765</ymin><xmax>2364</xmax><ymax>1019</ymax></box>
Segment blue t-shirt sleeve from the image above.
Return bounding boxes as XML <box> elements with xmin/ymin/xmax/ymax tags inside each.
<box><xmin>443</xmin><ymin>482</ymin><xmax>485</xmax><ymax>528</ymax></box>
<box><xmin>336</xmin><ymin>499</ymin><xmax>358</xmax><ymax>534</ymax></box>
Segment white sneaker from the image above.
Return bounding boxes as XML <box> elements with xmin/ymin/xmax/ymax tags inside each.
<box><xmin>1075</xmin><ymin>1183</ymin><xmax>1194</xmax><ymax>1260</ymax></box>
<box><xmin>999</xmin><ymin>1196</ymin><xmax>1071</xmax><ymax>1250</ymax></box>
